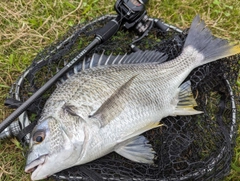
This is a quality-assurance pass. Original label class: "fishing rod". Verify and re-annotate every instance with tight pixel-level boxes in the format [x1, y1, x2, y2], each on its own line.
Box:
[0, 0, 158, 135]
[0, 0, 173, 140]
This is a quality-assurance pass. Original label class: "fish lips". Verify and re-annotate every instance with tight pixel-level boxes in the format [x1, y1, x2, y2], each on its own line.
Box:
[25, 154, 47, 180]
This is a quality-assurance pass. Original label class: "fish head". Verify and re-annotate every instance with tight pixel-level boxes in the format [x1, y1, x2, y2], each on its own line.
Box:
[25, 114, 86, 180]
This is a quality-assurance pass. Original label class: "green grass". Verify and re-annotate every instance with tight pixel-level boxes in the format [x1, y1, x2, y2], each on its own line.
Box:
[0, 0, 239, 180]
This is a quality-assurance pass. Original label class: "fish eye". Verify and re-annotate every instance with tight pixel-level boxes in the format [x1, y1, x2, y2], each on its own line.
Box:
[36, 136, 43, 142]
[32, 130, 45, 144]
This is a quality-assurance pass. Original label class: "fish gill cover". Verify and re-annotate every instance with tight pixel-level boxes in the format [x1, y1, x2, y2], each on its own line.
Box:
[6, 15, 240, 180]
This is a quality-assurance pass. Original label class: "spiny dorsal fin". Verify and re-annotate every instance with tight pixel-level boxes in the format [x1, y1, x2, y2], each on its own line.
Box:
[58, 50, 167, 84]
[98, 50, 105, 67]
[118, 53, 127, 64]
[82, 57, 86, 70]
[90, 50, 167, 66]
[91, 75, 137, 127]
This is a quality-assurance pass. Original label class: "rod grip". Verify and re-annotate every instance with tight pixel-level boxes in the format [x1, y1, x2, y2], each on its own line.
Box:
[96, 19, 120, 42]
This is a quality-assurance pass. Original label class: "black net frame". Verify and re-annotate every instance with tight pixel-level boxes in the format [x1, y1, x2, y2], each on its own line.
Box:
[6, 15, 240, 180]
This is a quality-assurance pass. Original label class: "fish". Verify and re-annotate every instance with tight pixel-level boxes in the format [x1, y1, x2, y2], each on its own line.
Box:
[24, 16, 240, 180]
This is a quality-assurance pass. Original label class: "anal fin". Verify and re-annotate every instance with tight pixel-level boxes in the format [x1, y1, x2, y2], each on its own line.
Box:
[173, 80, 203, 115]
[115, 136, 155, 164]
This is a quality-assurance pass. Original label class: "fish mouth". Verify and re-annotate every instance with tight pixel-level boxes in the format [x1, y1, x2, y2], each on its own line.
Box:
[25, 155, 47, 174]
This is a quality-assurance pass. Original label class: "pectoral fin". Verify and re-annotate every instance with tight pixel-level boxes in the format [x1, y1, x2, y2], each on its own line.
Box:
[91, 75, 137, 127]
[172, 80, 203, 115]
[115, 136, 155, 164]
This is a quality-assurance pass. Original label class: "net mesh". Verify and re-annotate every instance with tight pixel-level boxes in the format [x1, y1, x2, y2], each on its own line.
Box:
[6, 15, 239, 180]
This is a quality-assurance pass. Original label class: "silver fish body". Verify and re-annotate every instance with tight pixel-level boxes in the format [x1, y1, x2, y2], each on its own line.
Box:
[25, 16, 240, 180]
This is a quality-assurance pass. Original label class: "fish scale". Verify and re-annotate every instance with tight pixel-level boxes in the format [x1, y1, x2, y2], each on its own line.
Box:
[68, 65, 180, 154]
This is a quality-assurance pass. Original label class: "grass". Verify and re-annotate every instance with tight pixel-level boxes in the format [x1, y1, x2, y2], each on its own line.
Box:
[0, 0, 239, 180]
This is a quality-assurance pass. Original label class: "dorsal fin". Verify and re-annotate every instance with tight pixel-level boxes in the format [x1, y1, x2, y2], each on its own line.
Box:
[58, 50, 167, 84]
[98, 50, 105, 66]
[118, 53, 127, 64]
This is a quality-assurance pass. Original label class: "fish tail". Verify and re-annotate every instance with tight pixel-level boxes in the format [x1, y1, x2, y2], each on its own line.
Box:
[183, 15, 240, 66]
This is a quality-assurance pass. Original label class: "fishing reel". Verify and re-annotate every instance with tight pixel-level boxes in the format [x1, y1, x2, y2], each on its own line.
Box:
[115, 0, 150, 33]
[114, 0, 170, 51]
[0, 0, 172, 141]
[115, 0, 170, 34]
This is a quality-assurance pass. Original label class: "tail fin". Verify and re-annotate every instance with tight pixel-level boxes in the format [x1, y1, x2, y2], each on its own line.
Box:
[184, 15, 240, 65]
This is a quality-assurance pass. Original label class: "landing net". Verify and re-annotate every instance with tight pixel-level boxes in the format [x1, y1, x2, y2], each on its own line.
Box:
[6, 15, 239, 180]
